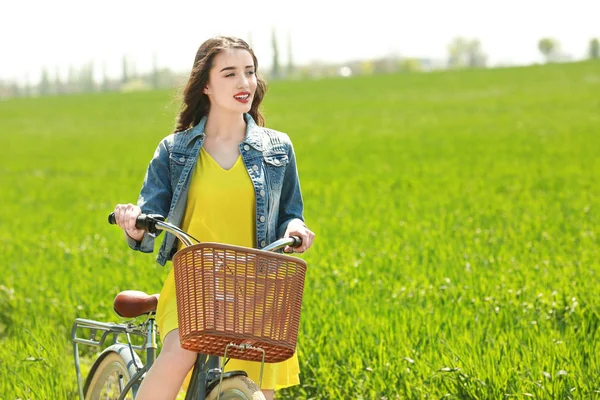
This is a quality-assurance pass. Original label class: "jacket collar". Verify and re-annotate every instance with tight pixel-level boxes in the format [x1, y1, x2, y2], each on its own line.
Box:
[184, 113, 263, 151]
[241, 113, 264, 151]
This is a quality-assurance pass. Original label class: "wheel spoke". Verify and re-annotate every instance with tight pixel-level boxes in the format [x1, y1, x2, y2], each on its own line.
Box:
[96, 364, 132, 399]
[85, 353, 136, 400]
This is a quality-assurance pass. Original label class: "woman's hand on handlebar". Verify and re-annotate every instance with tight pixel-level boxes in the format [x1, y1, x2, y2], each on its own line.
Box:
[113, 204, 145, 242]
[283, 219, 315, 254]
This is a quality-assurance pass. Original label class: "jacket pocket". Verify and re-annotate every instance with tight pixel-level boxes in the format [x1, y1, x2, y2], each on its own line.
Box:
[169, 152, 188, 166]
[263, 153, 288, 192]
[263, 154, 289, 167]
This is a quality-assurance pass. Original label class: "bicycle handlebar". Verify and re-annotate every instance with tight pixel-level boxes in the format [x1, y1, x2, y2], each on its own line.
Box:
[108, 212, 302, 252]
[108, 212, 165, 235]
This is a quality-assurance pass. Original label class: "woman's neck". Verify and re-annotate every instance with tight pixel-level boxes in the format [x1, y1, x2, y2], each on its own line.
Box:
[204, 109, 246, 140]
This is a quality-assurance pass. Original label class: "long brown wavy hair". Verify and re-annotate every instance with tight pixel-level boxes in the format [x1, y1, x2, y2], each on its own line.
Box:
[174, 36, 267, 133]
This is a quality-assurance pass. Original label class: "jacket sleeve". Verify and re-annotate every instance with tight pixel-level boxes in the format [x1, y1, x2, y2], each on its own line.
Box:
[276, 140, 305, 239]
[126, 137, 173, 253]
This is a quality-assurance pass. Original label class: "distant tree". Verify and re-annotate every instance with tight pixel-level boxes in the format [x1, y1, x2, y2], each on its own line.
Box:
[447, 37, 487, 68]
[88, 62, 96, 92]
[79, 62, 95, 93]
[287, 32, 294, 76]
[68, 65, 77, 93]
[122, 55, 129, 84]
[39, 67, 51, 96]
[448, 37, 468, 67]
[589, 38, 600, 59]
[359, 60, 375, 75]
[271, 28, 280, 78]
[130, 59, 138, 80]
[155, 67, 175, 88]
[24, 72, 31, 97]
[54, 66, 63, 94]
[399, 58, 422, 72]
[102, 61, 109, 92]
[152, 53, 159, 89]
[10, 82, 21, 98]
[467, 39, 487, 67]
[305, 60, 325, 79]
[538, 38, 559, 62]
[373, 57, 399, 74]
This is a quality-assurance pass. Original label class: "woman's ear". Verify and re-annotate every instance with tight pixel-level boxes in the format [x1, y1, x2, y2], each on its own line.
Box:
[203, 85, 210, 95]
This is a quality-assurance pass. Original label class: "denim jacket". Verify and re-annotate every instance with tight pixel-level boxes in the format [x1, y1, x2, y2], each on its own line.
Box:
[127, 113, 304, 266]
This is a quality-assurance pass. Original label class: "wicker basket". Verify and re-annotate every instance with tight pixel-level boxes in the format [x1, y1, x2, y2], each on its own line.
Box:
[172, 242, 307, 363]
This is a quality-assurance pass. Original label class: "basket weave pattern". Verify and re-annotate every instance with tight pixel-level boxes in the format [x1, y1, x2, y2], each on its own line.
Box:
[173, 243, 307, 363]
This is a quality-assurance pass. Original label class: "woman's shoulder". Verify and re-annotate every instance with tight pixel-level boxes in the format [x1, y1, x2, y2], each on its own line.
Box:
[245, 113, 293, 152]
[258, 126, 294, 152]
[158, 124, 203, 153]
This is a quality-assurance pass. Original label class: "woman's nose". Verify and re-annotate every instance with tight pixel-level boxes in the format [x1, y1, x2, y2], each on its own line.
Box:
[238, 75, 249, 88]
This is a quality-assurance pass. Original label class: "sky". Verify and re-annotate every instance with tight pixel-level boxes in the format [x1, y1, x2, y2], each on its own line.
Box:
[2, 0, 599, 85]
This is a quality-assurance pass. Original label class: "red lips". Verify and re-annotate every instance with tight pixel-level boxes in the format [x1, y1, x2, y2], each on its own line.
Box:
[234, 91, 251, 103]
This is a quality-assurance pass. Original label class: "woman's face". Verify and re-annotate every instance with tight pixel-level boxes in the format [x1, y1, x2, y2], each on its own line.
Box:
[204, 48, 257, 114]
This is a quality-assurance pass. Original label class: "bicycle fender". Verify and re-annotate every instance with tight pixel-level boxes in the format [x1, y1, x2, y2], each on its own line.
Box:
[206, 370, 249, 395]
[83, 344, 143, 395]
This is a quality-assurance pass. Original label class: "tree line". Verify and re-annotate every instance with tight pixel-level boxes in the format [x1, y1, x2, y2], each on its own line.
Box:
[1, 34, 598, 100]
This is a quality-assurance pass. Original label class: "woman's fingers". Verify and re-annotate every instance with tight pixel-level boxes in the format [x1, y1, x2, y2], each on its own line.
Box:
[126, 205, 141, 232]
[285, 227, 315, 254]
[114, 203, 144, 240]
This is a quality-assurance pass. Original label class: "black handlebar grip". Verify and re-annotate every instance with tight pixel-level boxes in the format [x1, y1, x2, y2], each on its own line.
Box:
[108, 212, 165, 234]
[290, 236, 303, 247]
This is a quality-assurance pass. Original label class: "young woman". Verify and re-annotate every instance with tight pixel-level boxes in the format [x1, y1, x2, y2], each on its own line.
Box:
[113, 36, 315, 400]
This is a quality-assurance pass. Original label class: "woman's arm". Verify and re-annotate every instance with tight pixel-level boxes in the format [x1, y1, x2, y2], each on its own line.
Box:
[277, 141, 315, 253]
[122, 137, 173, 253]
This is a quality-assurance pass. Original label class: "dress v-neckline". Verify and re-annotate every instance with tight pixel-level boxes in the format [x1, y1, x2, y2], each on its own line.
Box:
[201, 147, 242, 172]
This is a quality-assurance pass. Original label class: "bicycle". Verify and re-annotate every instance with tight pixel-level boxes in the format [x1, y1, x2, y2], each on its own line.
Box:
[72, 213, 307, 400]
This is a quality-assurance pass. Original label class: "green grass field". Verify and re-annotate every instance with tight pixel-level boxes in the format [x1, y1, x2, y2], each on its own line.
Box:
[1, 60, 599, 399]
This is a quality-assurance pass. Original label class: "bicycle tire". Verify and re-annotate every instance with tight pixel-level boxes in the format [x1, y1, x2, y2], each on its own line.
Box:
[84, 352, 136, 400]
[205, 375, 266, 400]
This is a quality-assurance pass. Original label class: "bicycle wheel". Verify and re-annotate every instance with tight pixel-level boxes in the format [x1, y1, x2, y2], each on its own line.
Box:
[205, 375, 266, 400]
[84, 352, 135, 400]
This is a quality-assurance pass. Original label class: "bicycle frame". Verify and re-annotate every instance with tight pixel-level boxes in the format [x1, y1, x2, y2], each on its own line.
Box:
[72, 214, 301, 399]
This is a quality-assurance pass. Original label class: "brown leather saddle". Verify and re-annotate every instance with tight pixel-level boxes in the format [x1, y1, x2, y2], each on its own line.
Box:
[113, 290, 160, 318]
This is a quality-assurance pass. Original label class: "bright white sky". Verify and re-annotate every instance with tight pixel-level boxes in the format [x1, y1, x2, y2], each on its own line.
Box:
[2, 0, 599, 84]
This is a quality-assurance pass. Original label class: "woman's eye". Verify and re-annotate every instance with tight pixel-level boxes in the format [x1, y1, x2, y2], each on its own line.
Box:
[224, 70, 254, 77]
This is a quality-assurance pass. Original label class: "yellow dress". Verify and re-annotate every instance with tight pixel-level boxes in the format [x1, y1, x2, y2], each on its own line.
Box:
[155, 147, 300, 392]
